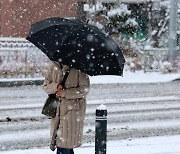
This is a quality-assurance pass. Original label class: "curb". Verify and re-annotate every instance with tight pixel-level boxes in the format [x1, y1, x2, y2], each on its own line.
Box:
[172, 78, 180, 82]
[0, 77, 179, 87]
[0, 79, 44, 87]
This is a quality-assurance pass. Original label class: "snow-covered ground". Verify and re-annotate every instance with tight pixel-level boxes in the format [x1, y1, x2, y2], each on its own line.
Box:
[0, 70, 180, 84]
[0, 71, 180, 154]
[1, 135, 180, 154]
[90, 71, 180, 84]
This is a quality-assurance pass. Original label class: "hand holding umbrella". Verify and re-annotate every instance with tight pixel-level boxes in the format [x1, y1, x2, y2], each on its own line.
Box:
[56, 84, 63, 97]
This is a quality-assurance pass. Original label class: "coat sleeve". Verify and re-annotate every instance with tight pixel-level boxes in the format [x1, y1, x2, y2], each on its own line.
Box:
[42, 63, 59, 94]
[61, 71, 90, 99]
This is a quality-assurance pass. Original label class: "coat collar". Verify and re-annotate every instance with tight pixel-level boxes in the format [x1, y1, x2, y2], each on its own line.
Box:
[53, 61, 70, 72]
[62, 65, 70, 72]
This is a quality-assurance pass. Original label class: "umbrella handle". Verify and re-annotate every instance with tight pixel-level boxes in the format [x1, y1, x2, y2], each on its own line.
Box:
[86, 19, 90, 25]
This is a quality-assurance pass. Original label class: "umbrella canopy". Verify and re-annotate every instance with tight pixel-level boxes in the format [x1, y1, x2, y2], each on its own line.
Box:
[26, 17, 125, 76]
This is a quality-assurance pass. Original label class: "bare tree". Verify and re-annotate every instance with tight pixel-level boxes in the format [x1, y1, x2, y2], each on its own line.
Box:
[148, 1, 169, 48]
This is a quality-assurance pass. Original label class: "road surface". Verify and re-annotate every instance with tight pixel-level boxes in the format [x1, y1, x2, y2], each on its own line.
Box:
[0, 81, 180, 151]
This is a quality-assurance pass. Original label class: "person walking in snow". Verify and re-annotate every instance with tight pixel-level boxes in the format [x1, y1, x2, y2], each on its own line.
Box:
[43, 61, 90, 154]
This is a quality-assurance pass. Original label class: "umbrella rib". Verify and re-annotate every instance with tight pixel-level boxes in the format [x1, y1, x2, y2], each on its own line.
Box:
[59, 25, 85, 48]
[37, 42, 49, 53]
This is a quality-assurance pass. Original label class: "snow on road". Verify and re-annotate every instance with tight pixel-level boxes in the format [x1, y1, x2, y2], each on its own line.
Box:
[1, 96, 179, 111]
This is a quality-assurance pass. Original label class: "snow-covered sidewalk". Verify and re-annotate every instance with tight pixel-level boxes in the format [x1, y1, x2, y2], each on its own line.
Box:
[1, 135, 180, 154]
[0, 71, 180, 84]
[90, 71, 180, 84]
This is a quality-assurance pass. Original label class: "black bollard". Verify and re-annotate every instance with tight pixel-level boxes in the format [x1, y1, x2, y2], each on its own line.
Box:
[95, 105, 107, 154]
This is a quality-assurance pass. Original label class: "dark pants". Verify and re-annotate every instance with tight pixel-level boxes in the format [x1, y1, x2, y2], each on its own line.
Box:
[57, 147, 74, 154]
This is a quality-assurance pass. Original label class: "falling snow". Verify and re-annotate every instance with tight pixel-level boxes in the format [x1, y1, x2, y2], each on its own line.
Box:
[0, 0, 180, 153]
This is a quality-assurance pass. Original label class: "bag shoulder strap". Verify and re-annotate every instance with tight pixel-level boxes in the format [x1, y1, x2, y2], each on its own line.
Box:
[61, 68, 70, 87]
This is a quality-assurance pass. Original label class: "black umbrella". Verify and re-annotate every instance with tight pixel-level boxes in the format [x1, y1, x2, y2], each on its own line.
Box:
[26, 17, 125, 76]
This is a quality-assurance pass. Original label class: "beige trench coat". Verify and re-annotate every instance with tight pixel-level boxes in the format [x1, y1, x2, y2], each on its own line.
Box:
[43, 61, 90, 149]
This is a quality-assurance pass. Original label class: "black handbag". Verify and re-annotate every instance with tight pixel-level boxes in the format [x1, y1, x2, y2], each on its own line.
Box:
[42, 69, 70, 117]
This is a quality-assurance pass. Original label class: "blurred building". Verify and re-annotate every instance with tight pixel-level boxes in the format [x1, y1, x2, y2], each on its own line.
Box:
[0, 0, 86, 37]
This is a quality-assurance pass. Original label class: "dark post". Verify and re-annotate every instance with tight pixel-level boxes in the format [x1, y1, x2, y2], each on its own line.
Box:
[95, 105, 107, 154]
